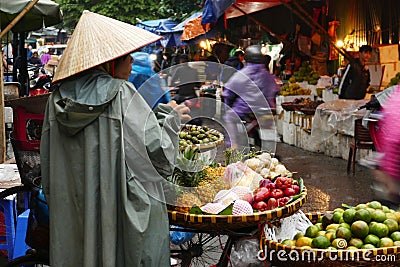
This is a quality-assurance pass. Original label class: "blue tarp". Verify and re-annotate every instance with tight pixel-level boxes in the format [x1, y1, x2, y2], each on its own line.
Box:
[202, 0, 235, 24]
[136, 18, 183, 47]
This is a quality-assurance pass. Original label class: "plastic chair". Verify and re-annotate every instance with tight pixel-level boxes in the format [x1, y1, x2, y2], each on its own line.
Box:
[347, 118, 375, 175]
[0, 195, 17, 259]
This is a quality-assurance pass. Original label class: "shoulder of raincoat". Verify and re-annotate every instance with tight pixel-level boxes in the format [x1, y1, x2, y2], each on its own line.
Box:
[41, 69, 180, 266]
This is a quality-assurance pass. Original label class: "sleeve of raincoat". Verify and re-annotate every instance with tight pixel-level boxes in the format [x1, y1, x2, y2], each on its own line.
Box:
[121, 82, 180, 183]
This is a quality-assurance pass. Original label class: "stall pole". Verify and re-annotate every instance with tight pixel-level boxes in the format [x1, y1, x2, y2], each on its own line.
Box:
[0, 0, 40, 163]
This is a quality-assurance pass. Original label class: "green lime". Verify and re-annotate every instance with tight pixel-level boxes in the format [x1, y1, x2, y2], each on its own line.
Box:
[390, 231, 400, 241]
[334, 208, 345, 213]
[327, 246, 337, 250]
[370, 223, 389, 238]
[305, 225, 320, 238]
[293, 232, 305, 240]
[349, 238, 363, 248]
[367, 201, 382, 209]
[315, 222, 323, 231]
[343, 208, 357, 224]
[356, 204, 368, 210]
[317, 230, 327, 237]
[351, 220, 369, 239]
[346, 246, 358, 250]
[282, 239, 296, 246]
[378, 237, 394, 248]
[354, 209, 372, 223]
[364, 234, 380, 247]
[361, 244, 376, 249]
[333, 211, 343, 223]
[336, 227, 352, 241]
[325, 231, 336, 242]
[385, 213, 398, 221]
[383, 219, 399, 233]
[311, 236, 331, 249]
[382, 206, 390, 213]
[371, 209, 387, 223]
[296, 237, 313, 247]
[339, 222, 351, 229]
[394, 241, 400, 246]
[326, 224, 340, 231]
[332, 238, 348, 249]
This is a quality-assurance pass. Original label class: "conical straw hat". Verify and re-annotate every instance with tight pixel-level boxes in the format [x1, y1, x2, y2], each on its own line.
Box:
[53, 11, 162, 83]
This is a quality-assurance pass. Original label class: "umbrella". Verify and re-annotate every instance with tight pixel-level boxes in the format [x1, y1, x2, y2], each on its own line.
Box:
[0, 0, 63, 33]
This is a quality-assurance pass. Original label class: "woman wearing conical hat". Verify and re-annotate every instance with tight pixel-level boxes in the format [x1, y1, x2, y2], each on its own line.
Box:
[41, 11, 190, 266]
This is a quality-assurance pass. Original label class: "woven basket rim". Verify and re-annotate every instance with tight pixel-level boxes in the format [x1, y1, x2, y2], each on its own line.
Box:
[168, 187, 307, 230]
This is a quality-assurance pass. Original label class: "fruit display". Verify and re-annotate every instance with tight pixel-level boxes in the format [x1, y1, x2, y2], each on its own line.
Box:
[279, 82, 312, 96]
[178, 124, 224, 149]
[281, 97, 324, 113]
[385, 72, 400, 88]
[170, 150, 304, 216]
[280, 201, 400, 250]
[291, 61, 320, 85]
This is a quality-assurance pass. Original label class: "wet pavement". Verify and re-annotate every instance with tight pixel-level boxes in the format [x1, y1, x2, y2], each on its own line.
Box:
[275, 142, 377, 213]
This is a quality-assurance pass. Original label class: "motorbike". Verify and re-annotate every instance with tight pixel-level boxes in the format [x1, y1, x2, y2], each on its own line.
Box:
[28, 66, 53, 96]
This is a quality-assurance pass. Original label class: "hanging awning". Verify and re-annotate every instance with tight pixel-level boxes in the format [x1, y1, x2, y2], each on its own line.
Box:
[202, 0, 291, 24]
[0, 0, 63, 33]
[136, 18, 183, 47]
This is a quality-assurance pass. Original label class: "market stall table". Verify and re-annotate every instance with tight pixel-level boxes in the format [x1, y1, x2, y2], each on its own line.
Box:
[277, 99, 373, 161]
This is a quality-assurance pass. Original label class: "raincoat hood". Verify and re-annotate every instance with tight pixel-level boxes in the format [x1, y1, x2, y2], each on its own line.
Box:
[54, 70, 123, 136]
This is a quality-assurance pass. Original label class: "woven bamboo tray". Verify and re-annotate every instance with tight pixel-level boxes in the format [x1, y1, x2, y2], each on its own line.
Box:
[168, 187, 307, 231]
[179, 125, 224, 150]
[263, 212, 400, 267]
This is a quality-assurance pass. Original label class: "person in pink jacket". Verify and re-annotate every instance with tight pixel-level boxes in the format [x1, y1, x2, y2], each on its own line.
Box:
[375, 85, 400, 203]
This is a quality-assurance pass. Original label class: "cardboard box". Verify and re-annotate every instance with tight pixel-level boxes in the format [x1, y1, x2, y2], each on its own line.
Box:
[370, 44, 400, 63]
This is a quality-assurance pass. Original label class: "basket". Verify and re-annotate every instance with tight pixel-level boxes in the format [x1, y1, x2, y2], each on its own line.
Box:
[281, 103, 296, 111]
[300, 108, 316, 116]
[263, 212, 400, 267]
[179, 124, 224, 151]
[168, 187, 307, 231]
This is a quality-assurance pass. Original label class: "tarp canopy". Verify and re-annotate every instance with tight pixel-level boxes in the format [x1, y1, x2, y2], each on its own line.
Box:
[202, 0, 291, 24]
[0, 0, 63, 33]
[136, 18, 182, 47]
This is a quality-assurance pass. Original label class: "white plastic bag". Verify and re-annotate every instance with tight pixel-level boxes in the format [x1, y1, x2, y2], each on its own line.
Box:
[230, 237, 264, 267]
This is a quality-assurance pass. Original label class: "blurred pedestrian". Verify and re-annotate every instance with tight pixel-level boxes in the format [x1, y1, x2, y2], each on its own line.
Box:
[169, 54, 201, 104]
[41, 10, 190, 267]
[129, 51, 172, 109]
[41, 48, 51, 65]
[28, 51, 42, 67]
[374, 85, 400, 203]
[222, 45, 279, 148]
[220, 48, 245, 83]
[339, 45, 372, 100]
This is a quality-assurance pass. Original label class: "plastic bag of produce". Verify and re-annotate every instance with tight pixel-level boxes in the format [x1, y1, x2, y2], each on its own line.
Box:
[223, 161, 263, 190]
[230, 237, 264, 267]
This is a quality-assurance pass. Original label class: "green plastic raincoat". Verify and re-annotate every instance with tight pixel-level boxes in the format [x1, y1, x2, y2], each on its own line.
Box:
[41, 69, 180, 266]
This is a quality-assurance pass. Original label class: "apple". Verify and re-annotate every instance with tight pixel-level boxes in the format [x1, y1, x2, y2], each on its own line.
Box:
[252, 201, 268, 211]
[270, 188, 284, 199]
[253, 187, 270, 202]
[267, 198, 278, 210]
[284, 187, 296, 197]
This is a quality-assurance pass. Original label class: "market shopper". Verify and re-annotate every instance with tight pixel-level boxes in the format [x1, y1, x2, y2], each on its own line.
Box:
[28, 51, 42, 67]
[220, 48, 245, 83]
[338, 45, 372, 100]
[374, 85, 400, 203]
[222, 45, 279, 148]
[41, 11, 190, 267]
[128, 51, 172, 109]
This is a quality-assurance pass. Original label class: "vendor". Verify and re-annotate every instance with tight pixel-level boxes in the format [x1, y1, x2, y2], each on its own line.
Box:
[338, 45, 372, 100]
